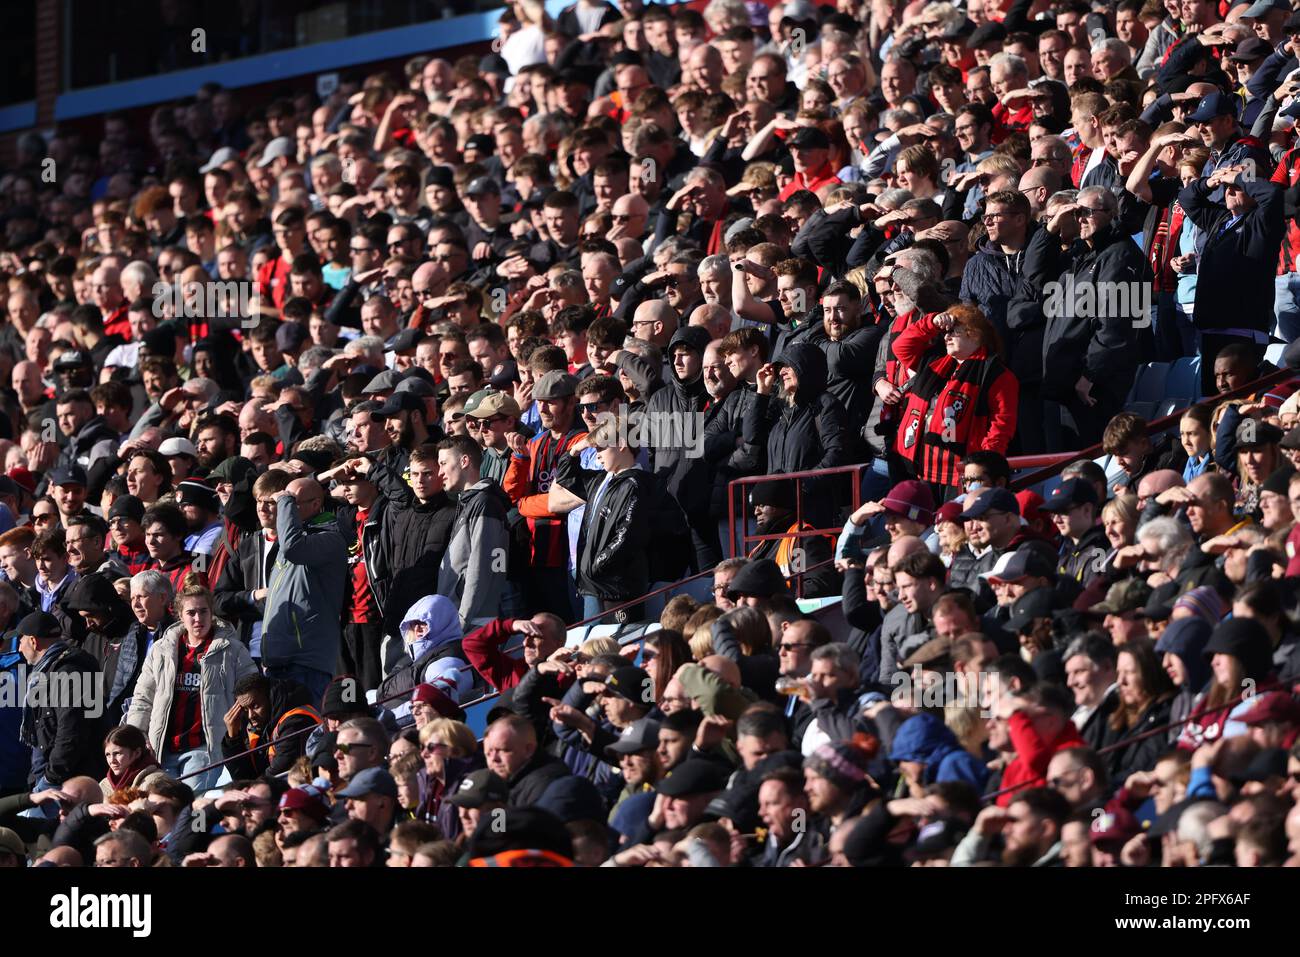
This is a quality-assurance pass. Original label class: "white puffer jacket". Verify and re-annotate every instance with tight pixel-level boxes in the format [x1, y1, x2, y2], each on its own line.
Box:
[125, 619, 258, 760]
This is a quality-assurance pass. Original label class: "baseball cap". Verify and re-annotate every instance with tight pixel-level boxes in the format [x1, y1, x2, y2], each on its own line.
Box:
[48, 464, 87, 487]
[465, 176, 501, 196]
[1238, 690, 1300, 727]
[108, 494, 146, 523]
[984, 547, 1055, 583]
[17, 611, 62, 641]
[363, 369, 403, 395]
[373, 391, 425, 418]
[1235, 418, 1284, 448]
[200, 147, 240, 174]
[336, 766, 399, 801]
[656, 759, 731, 797]
[53, 350, 91, 371]
[602, 666, 652, 704]
[780, 0, 817, 23]
[1039, 477, 1099, 513]
[389, 328, 421, 354]
[446, 769, 510, 808]
[1242, 0, 1289, 18]
[957, 487, 1021, 521]
[904, 818, 966, 862]
[410, 683, 465, 721]
[1089, 808, 1140, 848]
[967, 21, 1007, 48]
[1088, 578, 1153, 617]
[533, 370, 579, 400]
[789, 126, 831, 150]
[158, 437, 199, 460]
[177, 479, 220, 512]
[276, 321, 309, 353]
[394, 375, 437, 398]
[1228, 37, 1273, 62]
[257, 136, 296, 168]
[278, 787, 329, 823]
[207, 457, 254, 485]
[465, 134, 496, 156]
[605, 718, 663, 758]
[1187, 90, 1237, 123]
[464, 389, 521, 419]
[1005, 587, 1056, 634]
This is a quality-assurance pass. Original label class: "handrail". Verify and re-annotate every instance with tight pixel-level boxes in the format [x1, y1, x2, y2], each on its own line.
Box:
[1008, 365, 1297, 492]
[728, 464, 868, 597]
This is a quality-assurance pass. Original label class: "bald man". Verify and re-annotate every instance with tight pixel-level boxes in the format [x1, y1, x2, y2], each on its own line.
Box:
[1018, 166, 1061, 217]
[687, 43, 725, 95]
[632, 298, 678, 349]
[91, 263, 130, 339]
[5, 289, 39, 338]
[11, 360, 50, 416]
[690, 303, 732, 341]
[608, 193, 650, 243]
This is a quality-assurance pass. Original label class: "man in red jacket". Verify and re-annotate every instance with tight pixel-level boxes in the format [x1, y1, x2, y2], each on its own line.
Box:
[462, 614, 567, 691]
[994, 683, 1085, 806]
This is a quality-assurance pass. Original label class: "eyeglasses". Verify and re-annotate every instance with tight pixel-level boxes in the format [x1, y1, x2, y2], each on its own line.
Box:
[350, 245, 374, 254]
[578, 401, 608, 415]
[421, 741, 449, 754]
[641, 650, 658, 664]
[1076, 206, 1105, 218]
[779, 642, 814, 652]
[611, 214, 633, 223]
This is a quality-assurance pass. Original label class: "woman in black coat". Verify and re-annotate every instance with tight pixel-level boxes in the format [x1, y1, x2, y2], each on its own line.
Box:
[1099, 638, 1176, 786]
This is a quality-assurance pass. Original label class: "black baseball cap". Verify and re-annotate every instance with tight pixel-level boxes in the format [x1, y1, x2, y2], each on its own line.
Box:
[17, 612, 62, 641]
[1039, 478, 1099, 513]
[445, 769, 510, 808]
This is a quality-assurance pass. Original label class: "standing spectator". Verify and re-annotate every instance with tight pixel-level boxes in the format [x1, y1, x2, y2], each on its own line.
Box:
[126, 585, 258, 791]
[262, 478, 348, 705]
[437, 435, 512, 629]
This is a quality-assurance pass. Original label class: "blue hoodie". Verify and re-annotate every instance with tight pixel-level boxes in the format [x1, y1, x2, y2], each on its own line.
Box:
[889, 712, 990, 792]
[399, 594, 472, 702]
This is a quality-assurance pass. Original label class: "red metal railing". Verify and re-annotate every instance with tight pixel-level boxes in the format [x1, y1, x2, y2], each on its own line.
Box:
[727, 463, 868, 598]
[1007, 365, 1297, 492]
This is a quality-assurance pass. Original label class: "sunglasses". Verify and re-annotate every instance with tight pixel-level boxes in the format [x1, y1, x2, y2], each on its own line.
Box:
[578, 401, 608, 415]
[334, 742, 374, 755]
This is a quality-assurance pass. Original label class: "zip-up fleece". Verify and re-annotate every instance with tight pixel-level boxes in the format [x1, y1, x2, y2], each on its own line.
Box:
[262, 495, 349, 676]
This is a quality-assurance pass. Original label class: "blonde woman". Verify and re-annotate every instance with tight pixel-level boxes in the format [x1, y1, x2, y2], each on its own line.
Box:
[416, 718, 479, 837]
[126, 585, 256, 792]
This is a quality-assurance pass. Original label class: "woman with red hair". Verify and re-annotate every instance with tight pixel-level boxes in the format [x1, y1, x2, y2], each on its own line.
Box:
[892, 303, 1019, 495]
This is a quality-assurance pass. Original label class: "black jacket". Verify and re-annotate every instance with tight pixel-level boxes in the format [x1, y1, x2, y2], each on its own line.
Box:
[710, 614, 782, 705]
[820, 321, 883, 431]
[1099, 694, 1175, 785]
[644, 326, 711, 520]
[576, 467, 657, 602]
[701, 383, 764, 521]
[368, 456, 456, 634]
[1033, 220, 1151, 405]
[506, 750, 573, 807]
[212, 527, 276, 647]
[20, 642, 105, 786]
[1179, 173, 1284, 334]
[742, 342, 848, 523]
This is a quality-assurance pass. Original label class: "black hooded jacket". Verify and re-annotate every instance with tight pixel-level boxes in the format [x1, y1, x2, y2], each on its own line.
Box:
[368, 455, 457, 635]
[741, 342, 848, 518]
[644, 326, 712, 520]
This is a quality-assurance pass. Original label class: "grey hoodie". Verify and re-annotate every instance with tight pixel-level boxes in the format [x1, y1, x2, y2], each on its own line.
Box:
[262, 494, 349, 676]
[438, 480, 512, 629]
